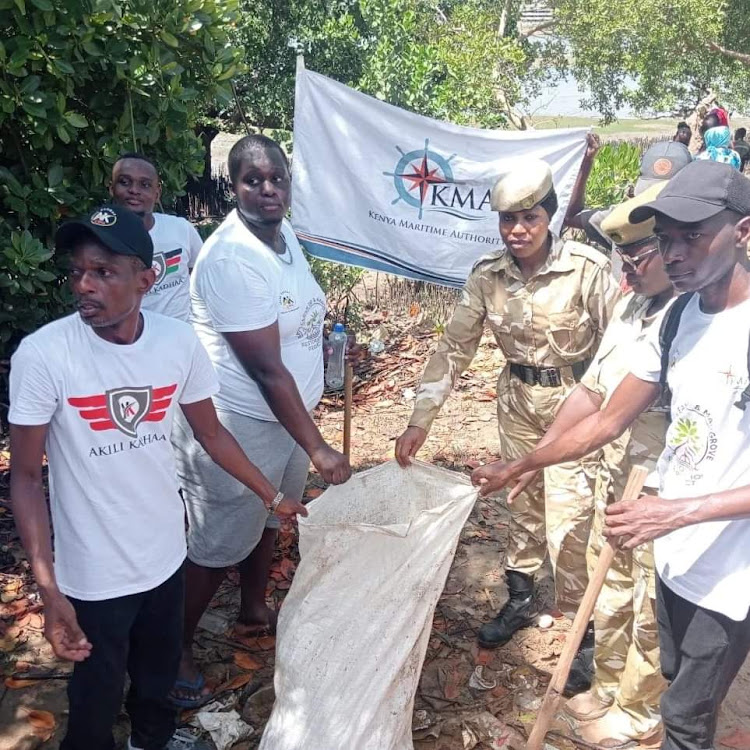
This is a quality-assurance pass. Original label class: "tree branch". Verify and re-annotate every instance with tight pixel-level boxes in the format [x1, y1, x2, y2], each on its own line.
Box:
[519, 19, 558, 38]
[497, 0, 513, 38]
[706, 40, 750, 65]
[494, 87, 532, 130]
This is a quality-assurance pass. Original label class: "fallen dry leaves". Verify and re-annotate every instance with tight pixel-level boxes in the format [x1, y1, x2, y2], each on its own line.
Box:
[233, 651, 263, 671]
[719, 729, 750, 749]
[21, 708, 56, 742]
[215, 672, 254, 694]
[5, 676, 38, 689]
[1, 578, 22, 603]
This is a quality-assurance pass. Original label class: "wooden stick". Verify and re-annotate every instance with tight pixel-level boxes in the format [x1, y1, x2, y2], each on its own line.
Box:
[526, 465, 649, 750]
[343, 363, 353, 456]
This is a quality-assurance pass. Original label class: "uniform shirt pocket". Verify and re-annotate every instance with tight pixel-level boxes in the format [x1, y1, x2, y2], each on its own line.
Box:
[487, 310, 519, 359]
[546, 309, 597, 360]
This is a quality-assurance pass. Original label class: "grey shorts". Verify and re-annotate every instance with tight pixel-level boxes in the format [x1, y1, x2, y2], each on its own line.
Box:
[172, 409, 310, 568]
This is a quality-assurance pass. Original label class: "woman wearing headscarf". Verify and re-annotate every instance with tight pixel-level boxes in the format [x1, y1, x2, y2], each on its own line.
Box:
[696, 126, 742, 169]
[395, 159, 619, 692]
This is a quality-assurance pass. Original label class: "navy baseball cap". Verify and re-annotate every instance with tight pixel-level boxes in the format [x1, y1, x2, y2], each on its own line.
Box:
[55, 204, 154, 267]
[630, 160, 750, 224]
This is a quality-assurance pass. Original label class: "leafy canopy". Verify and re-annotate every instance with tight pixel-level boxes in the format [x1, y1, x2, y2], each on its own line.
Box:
[0, 0, 243, 353]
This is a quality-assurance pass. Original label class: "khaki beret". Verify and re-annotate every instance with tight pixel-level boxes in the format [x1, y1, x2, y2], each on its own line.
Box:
[490, 159, 553, 212]
[601, 182, 667, 247]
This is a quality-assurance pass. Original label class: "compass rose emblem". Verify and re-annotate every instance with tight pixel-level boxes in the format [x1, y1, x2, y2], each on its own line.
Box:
[384, 139, 456, 219]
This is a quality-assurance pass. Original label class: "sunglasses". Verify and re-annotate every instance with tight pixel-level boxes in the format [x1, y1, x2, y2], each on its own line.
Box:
[616, 245, 659, 271]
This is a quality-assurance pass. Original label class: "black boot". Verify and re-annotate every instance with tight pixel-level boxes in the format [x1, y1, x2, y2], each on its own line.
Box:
[564, 622, 595, 696]
[477, 571, 539, 649]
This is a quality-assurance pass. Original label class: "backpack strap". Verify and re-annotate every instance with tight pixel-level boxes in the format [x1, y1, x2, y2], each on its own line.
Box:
[658, 292, 695, 412]
[735, 339, 750, 410]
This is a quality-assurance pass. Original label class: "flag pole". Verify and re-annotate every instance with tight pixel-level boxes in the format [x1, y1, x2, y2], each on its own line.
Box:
[343, 363, 353, 457]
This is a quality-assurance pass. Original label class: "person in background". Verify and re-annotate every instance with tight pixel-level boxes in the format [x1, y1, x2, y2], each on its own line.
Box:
[396, 159, 619, 694]
[732, 128, 750, 171]
[673, 122, 692, 148]
[696, 126, 742, 170]
[697, 110, 725, 155]
[707, 106, 729, 127]
[8, 205, 306, 750]
[110, 153, 203, 322]
[566, 138, 691, 280]
[171, 134, 352, 708]
[470, 160, 750, 750]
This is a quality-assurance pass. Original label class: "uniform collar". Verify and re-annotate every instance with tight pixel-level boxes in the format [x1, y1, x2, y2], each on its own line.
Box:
[622, 292, 671, 325]
[483, 234, 575, 280]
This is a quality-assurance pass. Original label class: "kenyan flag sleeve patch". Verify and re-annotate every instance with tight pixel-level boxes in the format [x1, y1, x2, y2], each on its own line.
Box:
[151, 248, 182, 285]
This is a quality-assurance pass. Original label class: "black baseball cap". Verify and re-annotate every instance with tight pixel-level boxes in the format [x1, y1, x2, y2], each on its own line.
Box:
[630, 160, 750, 224]
[55, 204, 153, 267]
[635, 141, 692, 194]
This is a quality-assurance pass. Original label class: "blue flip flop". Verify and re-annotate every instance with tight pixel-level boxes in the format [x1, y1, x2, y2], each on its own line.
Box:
[168, 673, 213, 709]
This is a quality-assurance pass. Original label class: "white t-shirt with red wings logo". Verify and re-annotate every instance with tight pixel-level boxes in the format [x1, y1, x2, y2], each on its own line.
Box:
[9, 311, 219, 601]
[141, 213, 203, 322]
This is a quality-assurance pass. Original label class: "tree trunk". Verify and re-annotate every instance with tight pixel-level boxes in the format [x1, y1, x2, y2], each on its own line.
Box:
[685, 91, 716, 153]
[195, 124, 220, 180]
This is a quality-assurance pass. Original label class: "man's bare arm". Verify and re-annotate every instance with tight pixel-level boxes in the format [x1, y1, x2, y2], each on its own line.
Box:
[10, 424, 92, 661]
[179, 399, 307, 517]
[606, 483, 750, 549]
[473, 375, 659, 494]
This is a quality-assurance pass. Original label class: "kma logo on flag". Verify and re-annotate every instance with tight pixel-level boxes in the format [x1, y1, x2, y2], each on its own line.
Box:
[383, 139, 491, 222]
[152, 248, 182, 285]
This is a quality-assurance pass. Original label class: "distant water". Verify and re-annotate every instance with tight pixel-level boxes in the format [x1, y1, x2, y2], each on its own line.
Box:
[525, 72, 636, 118]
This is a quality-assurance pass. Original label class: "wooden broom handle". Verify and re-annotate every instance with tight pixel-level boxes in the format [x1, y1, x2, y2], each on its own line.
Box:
[526, 464, 650, 750]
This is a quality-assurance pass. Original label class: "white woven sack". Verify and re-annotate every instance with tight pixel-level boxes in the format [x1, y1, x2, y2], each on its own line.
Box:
[259, 460, 477, 750]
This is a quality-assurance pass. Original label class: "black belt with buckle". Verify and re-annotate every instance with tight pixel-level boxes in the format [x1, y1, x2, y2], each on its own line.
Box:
[509, 360, 590, 388]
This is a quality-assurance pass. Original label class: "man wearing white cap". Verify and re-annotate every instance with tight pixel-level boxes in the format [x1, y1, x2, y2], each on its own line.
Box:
[396, 160, 619, 690]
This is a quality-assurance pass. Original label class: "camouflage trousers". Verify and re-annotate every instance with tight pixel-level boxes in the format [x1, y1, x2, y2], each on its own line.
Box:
[497, 371, 598, 618]
[585, 466, 666, 737]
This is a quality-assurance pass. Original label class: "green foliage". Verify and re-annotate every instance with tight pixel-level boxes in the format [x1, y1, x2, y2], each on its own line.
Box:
[230, 0, 556, 132]
[584, 142, 641, 209]
[0, 229, 70, 350]
[0, 0, 243, 358]
[306, 255, 364, 331]
[195, 220, 221, 242]
[554, 0, 750, 121]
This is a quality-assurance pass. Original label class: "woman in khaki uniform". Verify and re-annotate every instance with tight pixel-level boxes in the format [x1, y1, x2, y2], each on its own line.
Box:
[473, 184, 674, 746]
[395, 160, 619, 669]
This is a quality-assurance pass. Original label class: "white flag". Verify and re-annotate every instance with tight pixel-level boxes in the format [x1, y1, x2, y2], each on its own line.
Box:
[291, 69, 589, 287]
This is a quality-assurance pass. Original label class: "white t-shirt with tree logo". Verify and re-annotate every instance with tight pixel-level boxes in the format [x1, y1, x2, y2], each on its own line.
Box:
[142, 213, 203, 322]
[190, 212, 326, 422]
[632, 293, 750, 620]
[8, 311, 219, 601]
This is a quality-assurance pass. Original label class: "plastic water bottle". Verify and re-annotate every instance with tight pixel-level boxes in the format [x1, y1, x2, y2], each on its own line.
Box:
[326, 323, 347, 390]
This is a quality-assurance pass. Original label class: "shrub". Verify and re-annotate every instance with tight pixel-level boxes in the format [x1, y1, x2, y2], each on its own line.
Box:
[585, 142, 642, 208]
[306, 255, 364, 331]
[0, 0, 243, 361]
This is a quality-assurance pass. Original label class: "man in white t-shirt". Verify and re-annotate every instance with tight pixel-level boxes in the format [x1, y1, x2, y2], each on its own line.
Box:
[471, 160, 750, 750]
[110, 153, 203, 321]
[8, 204, 305, 750]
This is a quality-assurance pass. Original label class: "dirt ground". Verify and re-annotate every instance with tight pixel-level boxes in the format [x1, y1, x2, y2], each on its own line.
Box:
[1, 299, 749, 749]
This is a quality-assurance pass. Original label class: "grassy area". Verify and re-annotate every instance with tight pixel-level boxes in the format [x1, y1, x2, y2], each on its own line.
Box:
[532, 114, 750, 138]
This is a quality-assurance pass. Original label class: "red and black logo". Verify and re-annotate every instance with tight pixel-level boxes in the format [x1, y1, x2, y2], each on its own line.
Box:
[152, 248, 182, 285]
[68, 384, 177, 437]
